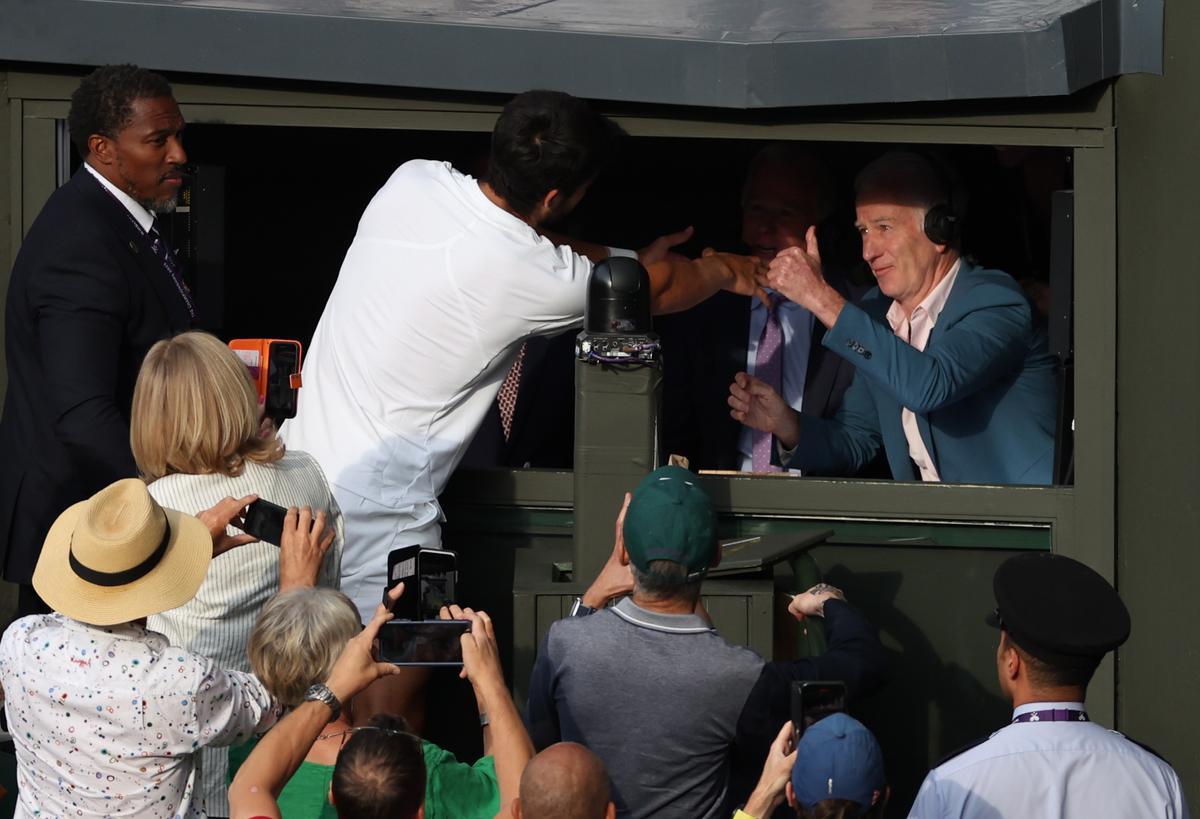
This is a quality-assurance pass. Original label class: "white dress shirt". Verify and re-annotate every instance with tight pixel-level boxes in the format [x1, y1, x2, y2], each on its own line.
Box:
[282, 159, 591, 617]
[84, 161, 155, 232]
[909, 700, 1190, 819]
[144, 451, 342, 817]
[885, 260, 961, 482]
[0, 613, 278, 818]
[738, 295, 813, 473]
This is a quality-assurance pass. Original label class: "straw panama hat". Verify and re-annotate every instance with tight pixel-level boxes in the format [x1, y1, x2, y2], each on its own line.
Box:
[32, 478, 213, 626]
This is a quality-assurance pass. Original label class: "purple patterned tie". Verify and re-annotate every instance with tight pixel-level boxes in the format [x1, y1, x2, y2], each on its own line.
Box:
[149, 220, 197, 321]
[751, 294, 784, 473]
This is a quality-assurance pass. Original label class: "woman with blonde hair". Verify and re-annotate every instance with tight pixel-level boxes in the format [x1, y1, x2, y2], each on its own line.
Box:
[131, 329, 343, 818]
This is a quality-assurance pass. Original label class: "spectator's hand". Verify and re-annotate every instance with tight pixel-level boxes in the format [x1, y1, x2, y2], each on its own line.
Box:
[729, 372, 801, 450]
[702, 248, 770, 306]
[278, 506, 335, 591]
[788, 582, 845, 620]
[742, 721, 799, 818]
[638, 225, 694, 266]
[581, 493, 635, 609]
[441, 605, 507, 702]
[197, 494, 259, 558]
[255, 400, 284, 452]
[325, 584, 404, 704]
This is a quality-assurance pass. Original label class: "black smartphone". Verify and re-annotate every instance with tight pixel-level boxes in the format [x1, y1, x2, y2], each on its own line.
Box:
[385, 545, 458, 620]
[238, 498, 288, 546]
[265, 340, 301, 421]
[791, 680, 847, 741]
[377, 619, 470, 666]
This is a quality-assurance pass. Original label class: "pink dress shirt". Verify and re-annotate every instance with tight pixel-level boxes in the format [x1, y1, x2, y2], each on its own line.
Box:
[884, 260, 962, 482]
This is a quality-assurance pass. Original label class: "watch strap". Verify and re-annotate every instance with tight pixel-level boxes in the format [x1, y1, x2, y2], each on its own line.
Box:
[304, 682, 342, 722]
[570, 597, 597, 617]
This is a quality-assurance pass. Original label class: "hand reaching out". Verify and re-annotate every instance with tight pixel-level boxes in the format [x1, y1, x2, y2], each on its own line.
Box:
[581, 492, 635, 609]
[324, 583, 404, 703]
[197, 494, 258, 558]
[788, 582, 846, 620]
[639, 225, 694, 266]
[743, 721, 799, 817]
[702, 248, 770, 307]
[278, 506, 336, 591]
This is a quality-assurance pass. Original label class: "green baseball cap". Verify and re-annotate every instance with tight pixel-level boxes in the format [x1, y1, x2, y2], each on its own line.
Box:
[623, 466, 717, 579]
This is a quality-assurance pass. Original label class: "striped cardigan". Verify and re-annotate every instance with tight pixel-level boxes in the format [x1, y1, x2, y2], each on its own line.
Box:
[146, 449, 343, 818]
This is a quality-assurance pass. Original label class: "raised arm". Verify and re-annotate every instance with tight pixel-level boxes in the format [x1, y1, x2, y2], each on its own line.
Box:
[450, 606, 534, 818]
[543, 226, 766, 315]
[229, 586, 404, 819]
[646, 251, 767, 315]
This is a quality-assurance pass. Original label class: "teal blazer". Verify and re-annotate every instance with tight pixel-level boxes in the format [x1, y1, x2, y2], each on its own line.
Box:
[787, 262, 1057, 485]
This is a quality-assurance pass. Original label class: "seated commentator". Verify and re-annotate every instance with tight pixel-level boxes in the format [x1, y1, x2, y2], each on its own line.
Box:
[729, 151, 1057, 485]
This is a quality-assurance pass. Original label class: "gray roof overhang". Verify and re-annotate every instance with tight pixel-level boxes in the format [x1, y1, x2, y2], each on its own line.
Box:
[0, 0, 1164, 109]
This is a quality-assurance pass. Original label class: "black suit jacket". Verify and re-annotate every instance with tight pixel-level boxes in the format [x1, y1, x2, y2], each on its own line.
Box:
[0, 168, 193, 584]
[660, 279, 862, 473]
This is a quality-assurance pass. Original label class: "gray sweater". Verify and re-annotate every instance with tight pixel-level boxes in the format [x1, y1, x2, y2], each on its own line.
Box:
[526, 598, 766, 819]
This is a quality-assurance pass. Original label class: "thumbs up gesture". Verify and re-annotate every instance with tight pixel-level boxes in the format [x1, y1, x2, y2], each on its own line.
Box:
[767, 225, 824, 305]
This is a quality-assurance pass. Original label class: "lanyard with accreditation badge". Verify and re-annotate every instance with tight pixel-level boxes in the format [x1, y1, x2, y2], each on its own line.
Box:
[102, 184, 198, 320]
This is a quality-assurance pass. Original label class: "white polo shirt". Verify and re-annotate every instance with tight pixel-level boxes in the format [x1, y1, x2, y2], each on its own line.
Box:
[909, 701, 1189, 819]
[282, 160, 590, 615]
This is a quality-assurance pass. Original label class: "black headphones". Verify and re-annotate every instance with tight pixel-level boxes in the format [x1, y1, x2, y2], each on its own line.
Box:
[913, 150, 964, 247]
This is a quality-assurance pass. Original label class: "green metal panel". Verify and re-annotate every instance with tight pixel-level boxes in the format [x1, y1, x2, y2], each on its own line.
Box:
[19, 115, 55, 239]
[572, 360, 661, 585]
[1114, 0, 1200, 809]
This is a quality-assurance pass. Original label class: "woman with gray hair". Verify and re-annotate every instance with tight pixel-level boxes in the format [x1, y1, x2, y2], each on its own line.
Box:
[234, 587, 532, 818]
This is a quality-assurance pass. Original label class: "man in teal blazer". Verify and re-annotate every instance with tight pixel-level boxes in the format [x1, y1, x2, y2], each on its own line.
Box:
[729, 151, 1057, 485]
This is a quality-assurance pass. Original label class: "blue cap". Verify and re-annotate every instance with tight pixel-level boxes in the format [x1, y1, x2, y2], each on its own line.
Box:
[791, 714, 885, 816]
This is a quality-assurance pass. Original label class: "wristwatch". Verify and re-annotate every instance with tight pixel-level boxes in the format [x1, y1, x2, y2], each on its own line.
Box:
[569, 596, 598, 617]
[304, 683, 342, 722]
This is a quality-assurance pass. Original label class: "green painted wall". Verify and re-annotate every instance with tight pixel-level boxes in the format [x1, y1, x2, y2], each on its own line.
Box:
[1115, 1, 1200, 809]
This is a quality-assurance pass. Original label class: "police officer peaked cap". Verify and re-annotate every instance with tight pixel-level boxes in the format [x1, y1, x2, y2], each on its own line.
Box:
[986, 552, 1130, 670]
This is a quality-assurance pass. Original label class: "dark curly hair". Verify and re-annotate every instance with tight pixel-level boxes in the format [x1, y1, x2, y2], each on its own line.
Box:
[485, 89, 624, 218]
[67, 64, 173, 157]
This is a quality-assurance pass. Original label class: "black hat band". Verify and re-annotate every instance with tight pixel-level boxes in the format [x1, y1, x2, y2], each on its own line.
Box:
[68, 513, 172, 587]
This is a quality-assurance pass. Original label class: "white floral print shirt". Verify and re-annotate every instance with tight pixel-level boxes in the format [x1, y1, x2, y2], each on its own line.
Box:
[0, 614, 278, 818]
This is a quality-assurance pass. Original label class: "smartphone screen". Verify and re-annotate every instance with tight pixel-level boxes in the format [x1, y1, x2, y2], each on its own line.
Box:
[791, 681, 847, 741]
[238, 499, 288, 546]
[377, 620, 470, 666]
[385, 546, 457, 619]
[418, 552, 457, 620]
[266, 341, 300, 420]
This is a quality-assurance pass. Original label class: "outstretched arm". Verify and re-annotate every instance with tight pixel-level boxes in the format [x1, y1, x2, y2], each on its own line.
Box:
[646, 251, 767, 315]
[229, 586, 405, 819]
[442, 605, 535, 817]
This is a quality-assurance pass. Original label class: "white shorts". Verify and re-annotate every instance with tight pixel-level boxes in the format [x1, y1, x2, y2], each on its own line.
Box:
[332, 486, 443, 620]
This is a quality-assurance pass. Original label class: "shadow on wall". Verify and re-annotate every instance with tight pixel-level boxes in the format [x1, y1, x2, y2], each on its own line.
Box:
[823, 563, 1010, 815]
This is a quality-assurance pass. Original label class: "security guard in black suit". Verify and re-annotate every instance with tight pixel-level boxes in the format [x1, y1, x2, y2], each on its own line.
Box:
[0, 65, 194, 614]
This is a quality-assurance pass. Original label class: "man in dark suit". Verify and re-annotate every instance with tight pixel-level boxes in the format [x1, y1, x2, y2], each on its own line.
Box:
[661, 144, 862, 473]
[0, 65, 195, 613]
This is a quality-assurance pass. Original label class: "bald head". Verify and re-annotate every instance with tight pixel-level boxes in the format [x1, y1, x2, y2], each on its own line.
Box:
[515, 743, 613, 819]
